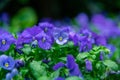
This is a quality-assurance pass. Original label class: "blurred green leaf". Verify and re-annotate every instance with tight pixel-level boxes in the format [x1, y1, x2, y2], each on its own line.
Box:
[10, 7, 37, 33]
[30, 61, 47, 79]
[66, 76, 82, 80]
[76, 53, 89, 61]
[103, 60, 118, 70]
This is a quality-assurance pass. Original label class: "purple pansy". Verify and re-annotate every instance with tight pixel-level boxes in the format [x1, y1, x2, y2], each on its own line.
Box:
[0, 55, 15, 70]
[66, 55, 82, 77]
[53, 54, 82, 78]
[85, 59, 92, 71]
[15, 26, 42, 48]
[54, 29, 69, 45]
[53, 62, 65, 71]
[36, 32, 52, 50]
[0, 30, 15, 52]
[99, 52, 104, 60]
[38, 22, 54, 35]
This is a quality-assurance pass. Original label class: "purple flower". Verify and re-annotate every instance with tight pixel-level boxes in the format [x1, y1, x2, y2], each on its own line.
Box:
[15, 26, 42, 48]
[0, 30, 15, 52]
[76, 13, 89, 27]
[66, 55, 82, 77]
[66, 55, 76, 70]
[93, 33, 107, 46]
[79, 37, 92, 52]
[85, 60, 92, 71]
[53, 55, 83, 78]
[54, 29, 69, 45]
[69, 64, 82, 77]
[100, 52, 104, 60]
[0, 55, 15, 70]
[38, 22, 54, 35]
[36, 32, 52, 50]
[53, 62, 65, 70]
[42, 59, 50, 64]
[106, 44, 116, 58]
[55, 77, 65, 80]
[15, 60, 24, 68]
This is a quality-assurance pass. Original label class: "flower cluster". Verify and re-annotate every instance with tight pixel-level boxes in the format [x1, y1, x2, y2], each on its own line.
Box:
[0, 13, 120, 80]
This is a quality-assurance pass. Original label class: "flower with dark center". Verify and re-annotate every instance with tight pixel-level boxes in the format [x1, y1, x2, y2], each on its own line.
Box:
[0, 55, 15, 70]
[36, 32, 52, 50]
[38, 22, 54, 35]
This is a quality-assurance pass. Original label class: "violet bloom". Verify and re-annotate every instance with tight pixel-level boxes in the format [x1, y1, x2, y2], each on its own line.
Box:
[54, 29, 69, 45]
[53, 62, 65, 70]
[76, 13, 89, 27]
[79, 37, 92, 52]
[0, 55, 15, 70]
[36, 32, 52, 50]
[0, 30, 15, 52]
[106, 44, 116, 58]
[38, 22, 54, 35]
[15, 26, 42, 48]
[85, 60, 92, 71]
[66, 55, 82, 77]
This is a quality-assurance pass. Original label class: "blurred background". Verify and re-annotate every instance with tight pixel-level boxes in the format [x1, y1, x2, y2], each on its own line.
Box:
[0, 0, 120, 32]
[1, 0, 120, 19]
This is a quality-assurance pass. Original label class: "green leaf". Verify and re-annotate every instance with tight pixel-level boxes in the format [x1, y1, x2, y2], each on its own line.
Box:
[50, 69, 60, 79]
[103, 60, 118, 70]
[37, 76, 50, 80]
[66, 76, 82, 80]
[30, 61, 46, 79]
[76, 53, 89, 61]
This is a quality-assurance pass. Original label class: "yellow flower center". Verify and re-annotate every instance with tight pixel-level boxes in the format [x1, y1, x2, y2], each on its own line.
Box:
[2, 40, 6, 45]
[59, 37, 63, 41]
[5, 63, 9, 67]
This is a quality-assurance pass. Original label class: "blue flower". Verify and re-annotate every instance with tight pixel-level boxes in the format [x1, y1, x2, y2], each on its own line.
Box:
[53, 62, 65, 70]
[53, 55, 83, 78]
[0, 55, 15, 70]
[36, 32, 52, 50]
[66, 55, 82, 77]
[6, 68, 18, 80]
[54, 29, 69, 45]
[6, 73, 13, 80]
[85, 59, 92, 71]
[38, 22, 54, 35]
[0, 30, 15, 52]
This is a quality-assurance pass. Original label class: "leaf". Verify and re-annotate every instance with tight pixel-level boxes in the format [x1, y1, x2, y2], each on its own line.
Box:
[76, 53, 89, 61]
[37, 76, 50, 80]
[30, 61, 46, 79]
[66, 76, 82, 80]
[103, 60, 118, 70]
[50, 69, 60, 79]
